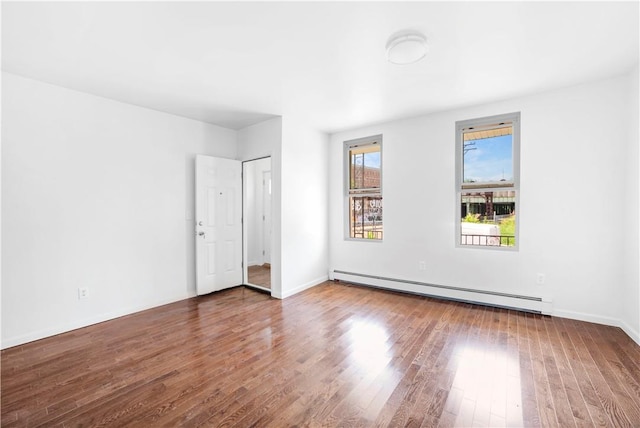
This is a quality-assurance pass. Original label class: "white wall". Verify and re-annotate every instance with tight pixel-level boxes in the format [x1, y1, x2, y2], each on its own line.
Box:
[622, 65, 640, 343]
[1, 72, 237, 348]
[280, 117, 329, 298]
[238, 117, 329, 299]
[329, 72, 636, 334]
[238, 117, 283, 296]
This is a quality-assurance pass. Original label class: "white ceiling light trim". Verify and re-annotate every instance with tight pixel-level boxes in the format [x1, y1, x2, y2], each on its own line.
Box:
[386, 30, 428, 65]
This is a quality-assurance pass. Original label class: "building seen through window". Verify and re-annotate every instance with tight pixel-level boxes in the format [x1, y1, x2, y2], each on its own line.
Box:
[456, 113, 520, 248]
[346, 136, 382, 240]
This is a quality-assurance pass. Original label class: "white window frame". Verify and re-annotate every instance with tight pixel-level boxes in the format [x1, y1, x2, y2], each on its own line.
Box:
[455, 112, 520, 250]
[344, 135, 383, 241]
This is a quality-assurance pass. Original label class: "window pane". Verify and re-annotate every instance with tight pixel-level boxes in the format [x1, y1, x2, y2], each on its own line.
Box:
[350, 145, 381, 190]
[349, 196, 383, 240]
[460, 190, 516, 246]
[463, 127, 513, 187]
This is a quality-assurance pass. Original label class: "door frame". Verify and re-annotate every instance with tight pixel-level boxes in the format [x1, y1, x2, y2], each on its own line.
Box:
[242, 156, 273, 294]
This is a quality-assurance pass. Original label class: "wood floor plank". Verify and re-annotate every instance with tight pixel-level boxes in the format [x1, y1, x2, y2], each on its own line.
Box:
[515, 312, 542, 427]
[569, 318, 635, 427]
[334, 300, 438, 426]
[581, 321, 640, 424]
[537, 317, 576, 427]
[3, 281, 640, 427]
[374, 305, 455, 426]
[542, 316, 593, 426]
[524, 312, 561, 427]
[557, 317, 613, 427]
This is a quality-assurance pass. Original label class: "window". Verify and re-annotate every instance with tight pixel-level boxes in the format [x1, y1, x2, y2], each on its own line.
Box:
[345, 135, 382, 240]
[455, 113, 520, 248]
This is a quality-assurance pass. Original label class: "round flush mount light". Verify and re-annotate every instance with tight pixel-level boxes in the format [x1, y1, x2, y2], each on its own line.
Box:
[386, 30, 428, 65]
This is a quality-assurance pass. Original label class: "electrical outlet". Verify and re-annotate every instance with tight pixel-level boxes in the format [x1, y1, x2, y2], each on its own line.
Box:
[536, 273, 546, 285]
[78, 287, 89, 300]
[419, 261, 426, 271]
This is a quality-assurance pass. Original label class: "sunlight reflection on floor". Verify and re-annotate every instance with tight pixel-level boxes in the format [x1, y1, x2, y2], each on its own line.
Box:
[348, 320, 391, 373]
[449, 344, 524, 427]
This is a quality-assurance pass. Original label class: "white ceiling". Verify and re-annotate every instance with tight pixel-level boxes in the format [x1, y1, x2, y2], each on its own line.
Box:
[2, 2, 638, 133]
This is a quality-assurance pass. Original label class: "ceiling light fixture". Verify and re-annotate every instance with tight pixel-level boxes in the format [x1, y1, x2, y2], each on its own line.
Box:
[386, 30, 428, 65]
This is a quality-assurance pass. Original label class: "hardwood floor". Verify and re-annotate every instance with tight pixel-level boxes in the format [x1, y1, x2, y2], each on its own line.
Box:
[247, 264, 271, 289]
[2, 281, 640, 427]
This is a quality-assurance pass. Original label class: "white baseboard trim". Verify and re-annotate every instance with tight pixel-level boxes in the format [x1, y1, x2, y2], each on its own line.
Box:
[1, 292, 196, 350]
[619, 320, 640, 346]
[552, 308, 621, 328]
[275, 275, 328, 300]
[553, 309, 640, 346]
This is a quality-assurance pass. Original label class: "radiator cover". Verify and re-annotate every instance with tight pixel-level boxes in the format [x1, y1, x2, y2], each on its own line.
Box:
[332, 270, 552, 314]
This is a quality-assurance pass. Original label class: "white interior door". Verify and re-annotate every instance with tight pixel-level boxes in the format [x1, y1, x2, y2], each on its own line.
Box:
[195, 155, 242, 295]
[262, 170, 272, 264]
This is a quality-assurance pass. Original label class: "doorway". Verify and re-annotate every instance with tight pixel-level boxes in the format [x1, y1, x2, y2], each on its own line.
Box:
[243, 157, 272, 291]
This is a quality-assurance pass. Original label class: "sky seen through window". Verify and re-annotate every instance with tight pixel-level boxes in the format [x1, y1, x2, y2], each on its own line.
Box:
[463, 134, 512, 183]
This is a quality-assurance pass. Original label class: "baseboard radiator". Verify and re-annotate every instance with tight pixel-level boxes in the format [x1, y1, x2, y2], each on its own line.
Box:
[332, 270, 552, 315]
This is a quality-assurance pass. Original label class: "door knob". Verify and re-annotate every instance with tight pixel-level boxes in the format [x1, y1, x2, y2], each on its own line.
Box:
[198, 231, 205, 238]
[198, 221, 203, 226]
